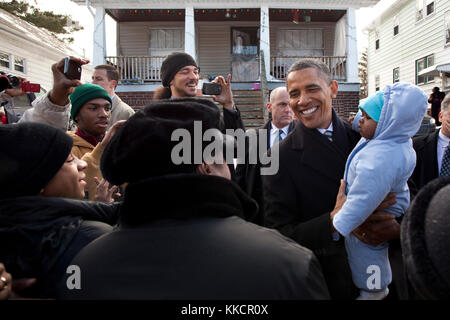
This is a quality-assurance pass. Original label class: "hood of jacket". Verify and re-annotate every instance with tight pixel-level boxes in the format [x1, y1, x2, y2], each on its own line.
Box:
[120, 173, 258, 226]
[373, 82, 428, 143]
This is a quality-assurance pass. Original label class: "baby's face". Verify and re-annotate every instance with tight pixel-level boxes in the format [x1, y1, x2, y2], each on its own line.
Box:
[358, 110, 378, 139]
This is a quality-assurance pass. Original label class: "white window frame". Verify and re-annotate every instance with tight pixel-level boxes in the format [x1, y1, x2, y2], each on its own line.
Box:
[148, 27, 185, 56]
[445, 10, 450, 46]
[0, 51, 11, 69]
[375, 75, 380, 91]
[375, 30, 380, 50]
[416, 54, 435, 85]
[393, 16, 399, 37]
[13, 55, 26, 74]
[393, 67, 400, 83]
[416, 0, 435, 22]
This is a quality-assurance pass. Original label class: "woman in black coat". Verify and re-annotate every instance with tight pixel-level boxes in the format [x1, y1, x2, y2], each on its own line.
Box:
[0, 122, 119, 298]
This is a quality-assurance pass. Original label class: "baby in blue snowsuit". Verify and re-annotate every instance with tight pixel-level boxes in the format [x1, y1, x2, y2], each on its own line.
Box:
[333, 82, 428, 300]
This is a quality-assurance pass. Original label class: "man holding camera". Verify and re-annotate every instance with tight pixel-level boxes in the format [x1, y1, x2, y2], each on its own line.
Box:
[154, 52, 244, 131]
[18, 57, 133, 131]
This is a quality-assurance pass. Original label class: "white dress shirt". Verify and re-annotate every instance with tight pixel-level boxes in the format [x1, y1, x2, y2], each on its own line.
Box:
[270, 122, 290, 148]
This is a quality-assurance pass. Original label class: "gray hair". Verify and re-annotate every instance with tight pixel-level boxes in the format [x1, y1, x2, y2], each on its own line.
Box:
[442, 93, 450, 113]
[287, 59, 332, 84]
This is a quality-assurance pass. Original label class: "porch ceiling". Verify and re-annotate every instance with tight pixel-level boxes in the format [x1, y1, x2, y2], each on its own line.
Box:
[74, 0, 379, 9]
[107, 8, 346, 23]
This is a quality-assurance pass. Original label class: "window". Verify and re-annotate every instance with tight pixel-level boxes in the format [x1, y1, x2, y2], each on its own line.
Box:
[14, 56, 25, 73]
[416, 0, 435, 21]
[416, 0, 424, 21]
[375, 75, 380, 91]
[426, 0, 434, 16]
[393, 16, 399, 36]
[445, 10, 450, 45]
[416, 54, 434, 85]
[149, 28, 184, 56]
[0, 52, 10, 68]
[393, 68, 400, 83]
[375, 30, 380, 49]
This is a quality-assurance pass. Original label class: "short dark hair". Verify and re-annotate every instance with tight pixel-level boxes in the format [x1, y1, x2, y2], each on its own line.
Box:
[287, 59, 332, 84]
[442, 93, 450, 113]
[95, 64, 120, 82]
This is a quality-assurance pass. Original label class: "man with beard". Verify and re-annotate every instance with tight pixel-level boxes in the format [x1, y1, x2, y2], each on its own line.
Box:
[153, 52, 244, 132]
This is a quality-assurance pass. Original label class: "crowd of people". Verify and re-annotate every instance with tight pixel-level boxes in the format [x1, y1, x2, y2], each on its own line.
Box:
[0, 52, 450, 301]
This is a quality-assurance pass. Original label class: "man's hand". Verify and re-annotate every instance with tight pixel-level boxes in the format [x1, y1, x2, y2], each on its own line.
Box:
[101, 120, 126, 147]
[330, 179, 347, 232]
[49, 56, 89, 106]
[211, 74, 234, 109]
[352, 193, 399, 246]
[94, 177, 120, 203]
[0, 263, 12, 300]
[4, 76, 28, 97]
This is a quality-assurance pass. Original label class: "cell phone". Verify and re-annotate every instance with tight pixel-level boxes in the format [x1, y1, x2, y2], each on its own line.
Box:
[63, 57, 82, 80]
[202, 82, 222, 96]
[21, 81, 41, 93]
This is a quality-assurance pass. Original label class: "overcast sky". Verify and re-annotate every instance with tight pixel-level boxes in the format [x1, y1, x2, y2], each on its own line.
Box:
[30, 0, 392, 61]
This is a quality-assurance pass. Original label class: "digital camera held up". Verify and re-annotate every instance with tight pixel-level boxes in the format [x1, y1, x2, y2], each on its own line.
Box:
[0, 71, 20, 91]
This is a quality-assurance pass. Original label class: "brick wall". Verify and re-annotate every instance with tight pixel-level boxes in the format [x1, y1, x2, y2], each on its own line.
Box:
[116, 91, 154, 111]
[332, 90, 360, 120]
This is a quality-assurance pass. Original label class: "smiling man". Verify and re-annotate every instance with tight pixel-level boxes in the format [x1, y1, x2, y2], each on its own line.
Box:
[262, 59, 402, 300]
[154, 52, 244, 132]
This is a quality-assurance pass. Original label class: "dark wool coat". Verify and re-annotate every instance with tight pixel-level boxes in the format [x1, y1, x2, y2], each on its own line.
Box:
[0, 196, 119, 297]
[235, 120, 296, 225]
[409, 130, 440, 198]
[59, 174, 330, 300]
[263, 110, 362, 300]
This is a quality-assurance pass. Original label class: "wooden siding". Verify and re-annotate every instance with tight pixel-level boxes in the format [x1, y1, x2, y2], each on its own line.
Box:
[0, 31, 92, 91]
[367, 0, 450, 96]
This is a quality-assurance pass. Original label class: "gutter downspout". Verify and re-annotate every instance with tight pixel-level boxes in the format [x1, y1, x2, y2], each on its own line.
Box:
[86, 0, 95, 17]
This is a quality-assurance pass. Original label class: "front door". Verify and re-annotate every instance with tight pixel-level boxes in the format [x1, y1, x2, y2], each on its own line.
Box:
[231, 27, 259, 82]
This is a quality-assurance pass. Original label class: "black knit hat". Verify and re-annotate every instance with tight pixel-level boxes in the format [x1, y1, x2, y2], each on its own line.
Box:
[0, 122, 73, 199]
[160, 52, 198, 88]
[100, 98, 223, 185]
[401, 176, 450, 299]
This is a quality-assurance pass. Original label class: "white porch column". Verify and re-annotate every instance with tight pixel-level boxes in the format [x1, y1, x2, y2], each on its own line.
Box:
[184, 6, 197, 61]
[260, 5, 273, 81]
[346, 8, 359, 83]
[93, 6, 106, 66]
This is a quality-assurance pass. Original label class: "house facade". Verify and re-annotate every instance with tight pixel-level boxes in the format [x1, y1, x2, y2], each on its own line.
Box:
[72, 0, 378, 124]
[365, 0, 450, 98]
[0, 9, 92, 93]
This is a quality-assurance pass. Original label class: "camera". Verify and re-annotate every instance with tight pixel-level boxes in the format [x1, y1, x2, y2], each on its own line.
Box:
[63, 57, 82, 80]
[202, 82, 222, 96]
[0, 71, 20, 91]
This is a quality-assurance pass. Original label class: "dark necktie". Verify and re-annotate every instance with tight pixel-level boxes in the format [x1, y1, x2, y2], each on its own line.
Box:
[440, 142, 450, 177]
[278, 129, 283, 142]
[323, 130, 333, 142]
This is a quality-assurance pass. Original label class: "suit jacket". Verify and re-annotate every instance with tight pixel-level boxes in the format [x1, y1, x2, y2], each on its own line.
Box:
[409, 130, 440, 197]
[235, 120, 295, 225]
[262, 109, 361, 299]
[109, 95, 135, 129]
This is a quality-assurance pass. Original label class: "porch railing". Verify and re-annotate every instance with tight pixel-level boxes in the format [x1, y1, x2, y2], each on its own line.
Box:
[270, 56, 347, 81]
[106, 56, 166, 82]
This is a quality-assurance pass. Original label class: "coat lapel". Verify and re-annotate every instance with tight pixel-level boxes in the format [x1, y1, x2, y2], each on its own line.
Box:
[290, 111, 351, 182]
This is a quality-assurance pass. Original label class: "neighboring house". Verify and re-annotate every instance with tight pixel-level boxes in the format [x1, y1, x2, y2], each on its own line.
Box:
[365, 0, 450, 98]
[72, 0, 378, 125]
[0, 8, 92, 115]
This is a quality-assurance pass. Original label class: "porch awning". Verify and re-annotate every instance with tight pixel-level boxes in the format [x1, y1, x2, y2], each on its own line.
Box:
[418, 61, 450, 77]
